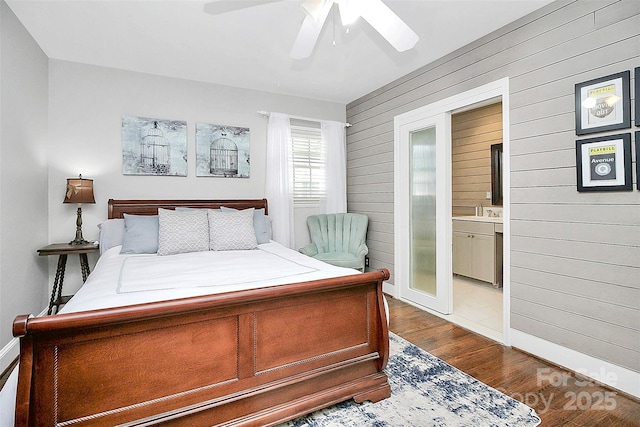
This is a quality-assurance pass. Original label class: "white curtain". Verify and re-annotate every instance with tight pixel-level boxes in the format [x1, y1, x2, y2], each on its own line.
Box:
[322, 120, 347, 214]
[265, 113, 295, 248]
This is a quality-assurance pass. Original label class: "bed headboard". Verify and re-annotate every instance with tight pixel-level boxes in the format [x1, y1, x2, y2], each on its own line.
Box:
[108, 199, 268, 219]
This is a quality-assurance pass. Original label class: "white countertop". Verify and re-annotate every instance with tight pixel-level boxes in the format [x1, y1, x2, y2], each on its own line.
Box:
[452, 215, 503, 224]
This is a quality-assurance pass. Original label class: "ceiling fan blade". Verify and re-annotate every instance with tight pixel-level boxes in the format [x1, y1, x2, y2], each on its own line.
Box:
[290, 1, 333, 59]
[359, 0, 418, 52]
[203, 0, 281, 16]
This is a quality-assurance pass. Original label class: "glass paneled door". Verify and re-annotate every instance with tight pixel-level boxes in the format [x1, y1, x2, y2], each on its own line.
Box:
[410, 127, 437, 297]
[395, 112, 452, 314]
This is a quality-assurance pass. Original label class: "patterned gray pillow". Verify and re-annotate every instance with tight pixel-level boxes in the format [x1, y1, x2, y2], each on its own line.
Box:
[220, 206, 271, 244]
[157, 208, 209, 256]
[208, 208, 258, 251]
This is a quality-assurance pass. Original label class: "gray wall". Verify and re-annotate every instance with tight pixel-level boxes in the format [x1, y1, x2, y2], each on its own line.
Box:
[0, 21, 344, 355]
[0, 1, 49, 353]
[346, 0, 639, 372]
[47, 60, 345, 294]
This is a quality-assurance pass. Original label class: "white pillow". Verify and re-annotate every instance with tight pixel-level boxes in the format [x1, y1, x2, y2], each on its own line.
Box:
[157, 208, 209, 256]
[208, 208, 258, 251]
[97, 219, 125, 254]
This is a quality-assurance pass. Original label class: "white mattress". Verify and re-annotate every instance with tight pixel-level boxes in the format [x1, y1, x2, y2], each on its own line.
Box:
[0, 242, 364, 426]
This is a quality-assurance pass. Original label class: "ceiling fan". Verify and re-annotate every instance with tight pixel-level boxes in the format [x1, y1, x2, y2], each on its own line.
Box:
[203, 0, 419, 59]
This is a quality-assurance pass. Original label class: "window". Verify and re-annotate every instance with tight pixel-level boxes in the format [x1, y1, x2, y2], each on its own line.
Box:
[290, 123, 325, 204]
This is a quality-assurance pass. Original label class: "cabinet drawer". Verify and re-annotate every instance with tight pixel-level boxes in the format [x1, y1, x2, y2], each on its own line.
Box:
[452, 220, 495, 235]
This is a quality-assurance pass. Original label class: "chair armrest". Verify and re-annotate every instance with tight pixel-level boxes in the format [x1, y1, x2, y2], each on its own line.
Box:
[299, 243, 318, 257]
[356, 243, 369, 259]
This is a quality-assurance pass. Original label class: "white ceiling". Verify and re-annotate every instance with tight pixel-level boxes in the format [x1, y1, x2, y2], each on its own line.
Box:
[6, 0, 554, 104]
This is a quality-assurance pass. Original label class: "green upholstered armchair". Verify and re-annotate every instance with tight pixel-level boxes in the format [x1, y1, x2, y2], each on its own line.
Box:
[299, 213, 369, 272]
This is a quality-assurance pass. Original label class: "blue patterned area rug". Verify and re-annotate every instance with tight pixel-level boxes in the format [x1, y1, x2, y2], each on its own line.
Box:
[283, 333, 541, 427]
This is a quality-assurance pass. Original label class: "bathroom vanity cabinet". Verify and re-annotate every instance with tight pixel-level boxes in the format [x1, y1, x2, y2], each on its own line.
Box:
[453, 218, 502, 286]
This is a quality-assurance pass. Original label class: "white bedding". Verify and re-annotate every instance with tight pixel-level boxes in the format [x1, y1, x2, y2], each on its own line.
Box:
[0, 241, 362, 426]
[64, 242, 359, 312]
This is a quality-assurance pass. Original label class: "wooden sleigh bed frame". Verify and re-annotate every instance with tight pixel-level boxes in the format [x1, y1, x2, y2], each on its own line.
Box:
[12, 199, 391, 426]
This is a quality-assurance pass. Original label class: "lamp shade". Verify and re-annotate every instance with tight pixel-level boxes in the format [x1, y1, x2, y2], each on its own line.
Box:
[64, 175, 95, 204]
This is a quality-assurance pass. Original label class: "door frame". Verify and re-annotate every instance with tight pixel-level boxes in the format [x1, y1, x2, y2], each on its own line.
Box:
[393, 77, 512, 345]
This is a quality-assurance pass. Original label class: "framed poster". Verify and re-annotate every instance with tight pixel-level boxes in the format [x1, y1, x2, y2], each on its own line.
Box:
[636, 132, 640, 190]
[575, 71, 630, 135]
[575, 133, 632, 192]
[635, 67, 639, 126]
[122, 115, 187, 176]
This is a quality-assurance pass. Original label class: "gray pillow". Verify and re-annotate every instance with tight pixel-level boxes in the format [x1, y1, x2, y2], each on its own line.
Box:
[97, 218, 125, 254]
[209, 208, 258, 251]
[120, 214, 159, 254]
[157, 208, 209, 256]
[220, 207, 271, 244]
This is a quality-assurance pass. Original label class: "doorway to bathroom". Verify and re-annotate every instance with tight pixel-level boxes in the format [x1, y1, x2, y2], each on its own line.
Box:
[394, 78, 510, 344]
[450, 102, 504, 342]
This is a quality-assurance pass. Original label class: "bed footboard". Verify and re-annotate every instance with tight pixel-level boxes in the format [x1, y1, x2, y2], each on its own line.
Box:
[13, 269, 390, 426]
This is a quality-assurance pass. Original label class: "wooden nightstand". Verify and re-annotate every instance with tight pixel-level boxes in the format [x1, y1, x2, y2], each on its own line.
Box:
[38, 242, 99, 314]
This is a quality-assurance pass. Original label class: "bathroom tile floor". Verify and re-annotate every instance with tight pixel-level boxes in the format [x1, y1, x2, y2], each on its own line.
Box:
[449, 275, 503, 342]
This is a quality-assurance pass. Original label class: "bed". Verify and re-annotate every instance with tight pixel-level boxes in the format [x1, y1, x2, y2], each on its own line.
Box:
[6, 199, 391, 426]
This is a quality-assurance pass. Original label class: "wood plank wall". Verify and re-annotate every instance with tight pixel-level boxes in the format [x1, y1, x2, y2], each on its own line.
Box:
[452, 102, 502, 217]
[346, 0, 639, 372]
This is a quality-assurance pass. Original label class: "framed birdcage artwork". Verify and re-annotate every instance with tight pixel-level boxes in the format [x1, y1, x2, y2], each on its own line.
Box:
[122, 115, 187, 176]
[196, 123, 250, 178]
[575, 71, 630, 135]
[575, 133, 632, 192]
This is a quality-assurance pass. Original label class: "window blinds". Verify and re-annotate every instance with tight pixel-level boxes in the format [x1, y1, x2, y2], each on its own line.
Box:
[290, 124, 326, 203]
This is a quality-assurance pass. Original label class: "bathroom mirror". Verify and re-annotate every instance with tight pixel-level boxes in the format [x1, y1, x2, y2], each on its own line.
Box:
[491, 143, 503, 206]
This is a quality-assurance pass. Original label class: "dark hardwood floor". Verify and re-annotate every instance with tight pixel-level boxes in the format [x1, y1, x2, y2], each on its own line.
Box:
[387, 296, 640, 426]
[1, 297, 638, 426]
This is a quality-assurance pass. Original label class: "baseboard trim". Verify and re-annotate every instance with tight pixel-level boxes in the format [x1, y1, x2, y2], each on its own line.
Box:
[511, 329, 639, 399]
[1, 307, 48, 375]
[382, 281, 395, 296]
[0, 339, 19, 377]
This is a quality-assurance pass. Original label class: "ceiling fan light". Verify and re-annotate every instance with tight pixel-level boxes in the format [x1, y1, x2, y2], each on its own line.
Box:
[301, 0, 328, 21]
[292, 0, 418, 59]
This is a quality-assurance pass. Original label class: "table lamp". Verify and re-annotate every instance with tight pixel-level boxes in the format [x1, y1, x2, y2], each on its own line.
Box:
[64, 174, 95, 245]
